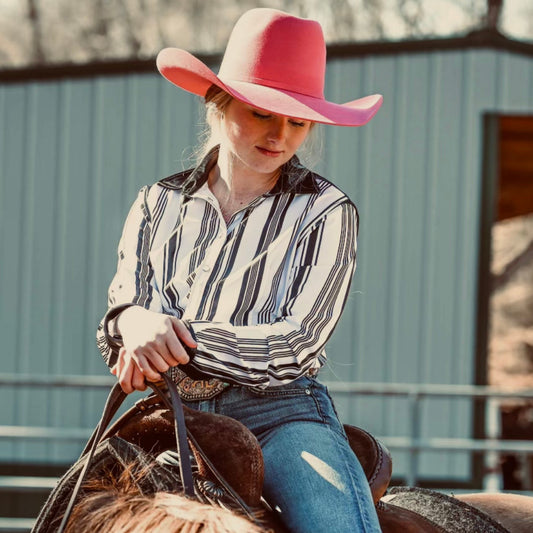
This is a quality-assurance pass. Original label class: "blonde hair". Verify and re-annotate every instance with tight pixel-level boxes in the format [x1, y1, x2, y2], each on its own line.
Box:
[195, 85, 322, 168]
[66, 491, 265, 533]
[195, 85, 233, 162]
[64, 464, 266, 533]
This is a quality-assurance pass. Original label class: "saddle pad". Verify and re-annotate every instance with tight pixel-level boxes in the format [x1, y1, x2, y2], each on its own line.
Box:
[32, 437, 185, 533]
[384, 487, 510, 533]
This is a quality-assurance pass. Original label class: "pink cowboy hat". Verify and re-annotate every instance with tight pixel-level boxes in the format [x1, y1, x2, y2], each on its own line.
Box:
[156, 8, 383, 126]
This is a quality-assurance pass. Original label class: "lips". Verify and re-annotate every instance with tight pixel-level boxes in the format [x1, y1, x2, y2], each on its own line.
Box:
[256, 146, 283, 157]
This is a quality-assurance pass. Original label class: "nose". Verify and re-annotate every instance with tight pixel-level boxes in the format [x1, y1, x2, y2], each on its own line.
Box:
[267, 117, 288, 143]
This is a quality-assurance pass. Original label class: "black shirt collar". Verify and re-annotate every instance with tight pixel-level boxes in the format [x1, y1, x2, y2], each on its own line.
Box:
[158, 145, 319, 197]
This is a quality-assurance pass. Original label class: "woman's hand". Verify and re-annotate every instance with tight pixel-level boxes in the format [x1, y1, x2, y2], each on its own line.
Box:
[111, 348, 148, 393]
[110, 306, 197, 393]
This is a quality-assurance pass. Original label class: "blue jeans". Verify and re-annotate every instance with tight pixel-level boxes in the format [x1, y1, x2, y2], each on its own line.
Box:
[184, 376, 381, 533]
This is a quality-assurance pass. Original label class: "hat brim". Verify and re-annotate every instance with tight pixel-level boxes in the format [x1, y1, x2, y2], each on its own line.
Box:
[157, 48, 383, 127]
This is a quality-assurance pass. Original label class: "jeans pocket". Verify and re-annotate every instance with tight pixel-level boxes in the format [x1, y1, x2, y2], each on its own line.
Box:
[247, 375, 313, 398]
[324, 386, 341, 420]
[307, 379, 348, 439]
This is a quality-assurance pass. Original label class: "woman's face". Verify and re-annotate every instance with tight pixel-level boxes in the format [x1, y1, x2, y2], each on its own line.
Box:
[219, 99, 312, 180]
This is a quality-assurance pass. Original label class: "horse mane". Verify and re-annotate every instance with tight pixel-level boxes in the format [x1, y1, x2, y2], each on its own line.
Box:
[64, 462, 265, 533]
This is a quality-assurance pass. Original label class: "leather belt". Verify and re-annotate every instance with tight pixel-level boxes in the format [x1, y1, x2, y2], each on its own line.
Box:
[169, 366, 320, 401]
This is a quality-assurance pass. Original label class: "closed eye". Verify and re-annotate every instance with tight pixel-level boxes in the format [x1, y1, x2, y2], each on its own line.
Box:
[253, 111, 272, 120]
[252, 110, 307, 128]
[289, 119, 306, 127]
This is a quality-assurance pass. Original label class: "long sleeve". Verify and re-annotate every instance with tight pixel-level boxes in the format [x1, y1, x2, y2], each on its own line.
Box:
[96, 186, 163, 367]
[96, 155, 360, 387]
[186, 201, 358, 388]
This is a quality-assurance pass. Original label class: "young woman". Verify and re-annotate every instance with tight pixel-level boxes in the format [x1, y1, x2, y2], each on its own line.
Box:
[97, 8, 383, 533]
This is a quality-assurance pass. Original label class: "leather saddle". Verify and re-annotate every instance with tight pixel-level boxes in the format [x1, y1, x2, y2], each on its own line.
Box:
[105, 393, 393, 503]
[105, 392, 505, 533]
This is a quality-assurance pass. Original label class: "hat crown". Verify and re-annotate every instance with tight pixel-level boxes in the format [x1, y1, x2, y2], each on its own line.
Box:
[218, 9, 326, 99]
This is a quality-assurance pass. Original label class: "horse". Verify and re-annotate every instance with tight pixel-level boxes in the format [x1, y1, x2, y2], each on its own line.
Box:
[37, 383, 533, 533]
[378, 488, 533, 533]
[63, 465, 264, 533]
[63, 453, 533, 533]
[454, 493, 533, 533]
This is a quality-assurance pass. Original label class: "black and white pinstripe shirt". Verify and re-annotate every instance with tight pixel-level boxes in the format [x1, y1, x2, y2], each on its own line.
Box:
[97, 147, 359, 388]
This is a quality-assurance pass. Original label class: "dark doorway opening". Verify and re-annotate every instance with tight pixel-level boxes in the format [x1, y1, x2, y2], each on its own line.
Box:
[478, 114, 533, 490]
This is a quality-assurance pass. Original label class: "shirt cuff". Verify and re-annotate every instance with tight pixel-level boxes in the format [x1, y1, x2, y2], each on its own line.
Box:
[102, 303, 139, 365]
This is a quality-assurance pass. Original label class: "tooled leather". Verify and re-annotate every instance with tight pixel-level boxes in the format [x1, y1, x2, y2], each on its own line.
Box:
[175, 374, 229, 400]
[169, 367, 229, 400]
[108, 398, 264, 507]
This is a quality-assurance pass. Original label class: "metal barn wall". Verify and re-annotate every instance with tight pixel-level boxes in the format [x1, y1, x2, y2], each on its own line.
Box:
[1, 45, 532, 480]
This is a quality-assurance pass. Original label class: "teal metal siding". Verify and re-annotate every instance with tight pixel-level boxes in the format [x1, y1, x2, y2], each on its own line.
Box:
[320, 49, 533, 480]
[1, 47, 532, 480]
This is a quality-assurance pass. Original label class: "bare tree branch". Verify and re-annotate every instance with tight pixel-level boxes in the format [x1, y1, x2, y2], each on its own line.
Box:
[483, 0, 504, 30]
[151, 0, 167, 49]
[396, 0, 425, 36]
[26, 0, 46, 63]
[363, 0, 386, 40]
[0, 0, 529, 68]
[117, 0, 143, 55]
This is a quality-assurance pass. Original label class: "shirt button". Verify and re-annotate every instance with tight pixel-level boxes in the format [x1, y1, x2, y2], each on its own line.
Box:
[202, 265, 211, 272]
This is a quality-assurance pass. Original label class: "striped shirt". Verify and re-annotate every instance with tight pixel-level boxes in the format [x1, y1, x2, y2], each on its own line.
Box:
[96, 147, 359, 388]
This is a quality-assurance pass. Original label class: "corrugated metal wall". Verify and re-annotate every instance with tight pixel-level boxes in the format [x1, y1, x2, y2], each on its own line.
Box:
[1, 46, 532, 480]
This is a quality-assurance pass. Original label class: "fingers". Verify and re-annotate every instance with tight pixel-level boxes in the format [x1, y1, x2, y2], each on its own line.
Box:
[131, 365, 147, 391]
[111, 323, 196, 393]
[166, 331, 191, 365]
[139, 317, 194, 366]
[115, 311, 197, 386]
[114, 347, 151, 393]
[151, 331, 185, 366]
[171, 318, 198, 349]
[133, 349, 166, 380]
[156, 315, 195, 364]
[116, 351, 135, 394]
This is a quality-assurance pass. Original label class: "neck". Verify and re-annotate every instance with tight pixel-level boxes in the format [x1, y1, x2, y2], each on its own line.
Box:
[209, 148, 279, 202]
[208, 147, 280, 222]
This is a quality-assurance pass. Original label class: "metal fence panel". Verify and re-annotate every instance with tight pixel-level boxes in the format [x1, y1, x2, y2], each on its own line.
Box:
[1, 45, 532, 480]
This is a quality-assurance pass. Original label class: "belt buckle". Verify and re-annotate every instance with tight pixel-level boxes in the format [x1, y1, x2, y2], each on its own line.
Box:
[172, 367, 229, 401]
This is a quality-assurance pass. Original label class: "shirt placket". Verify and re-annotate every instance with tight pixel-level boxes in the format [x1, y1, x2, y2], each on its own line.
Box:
[183, 186, 228, 319]
[182, 188, 270, 320]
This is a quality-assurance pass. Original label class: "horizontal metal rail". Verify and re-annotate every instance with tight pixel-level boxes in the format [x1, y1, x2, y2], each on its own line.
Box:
[381, 436, 533, 453]
[0, 376, 532, 500]
[0, 518, 34, 532]
[325, 381, 533, 399]
[0, 373, 115, 388]
[0, 475, 57, 492]
[1, 373, 532, 398]
[1, 427, 532, 453]
[324, 380, 533, 488]
[0, 425, 92, 441]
